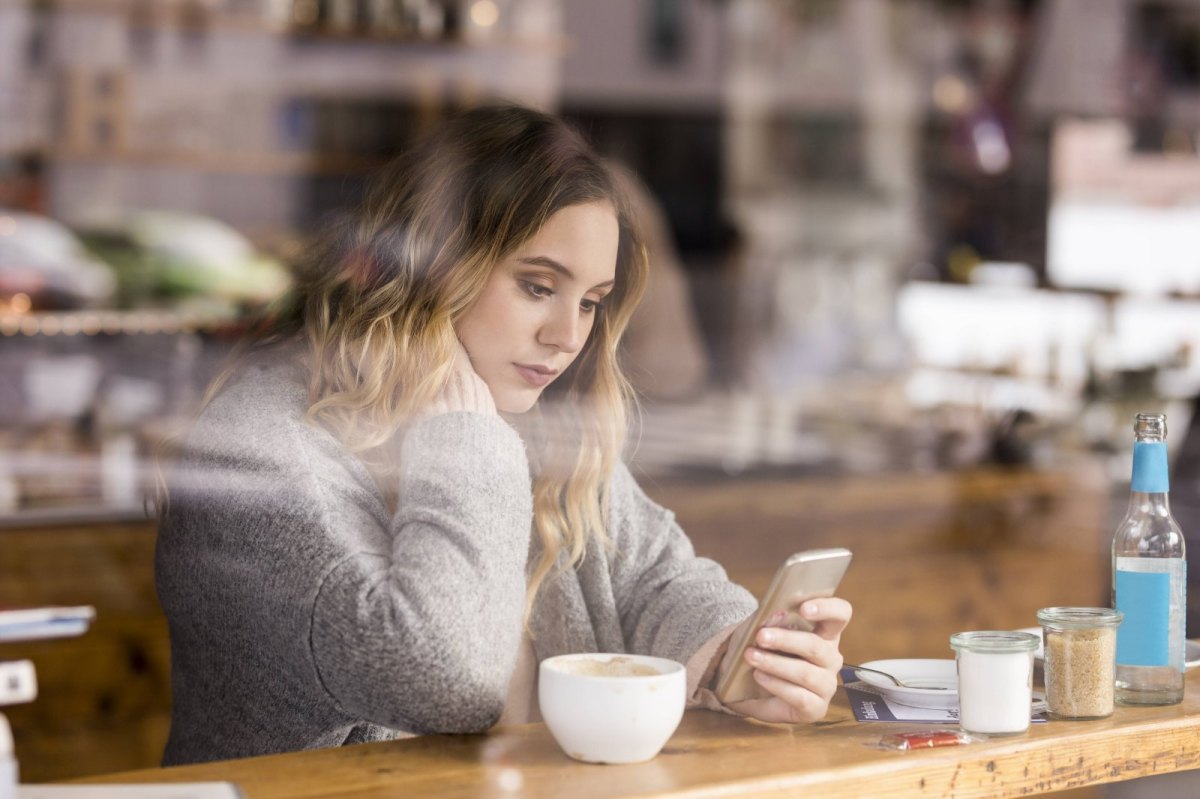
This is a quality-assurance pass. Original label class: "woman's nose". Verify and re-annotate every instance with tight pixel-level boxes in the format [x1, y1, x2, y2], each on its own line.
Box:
[538, 306, 585, 353]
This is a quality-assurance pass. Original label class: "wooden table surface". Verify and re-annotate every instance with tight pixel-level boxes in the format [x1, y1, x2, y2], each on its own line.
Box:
[73, 672, 1200, 799]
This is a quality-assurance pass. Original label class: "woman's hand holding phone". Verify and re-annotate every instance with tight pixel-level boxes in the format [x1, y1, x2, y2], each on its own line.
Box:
[716, 597, 853, 724]
[711, 548, 853, 723]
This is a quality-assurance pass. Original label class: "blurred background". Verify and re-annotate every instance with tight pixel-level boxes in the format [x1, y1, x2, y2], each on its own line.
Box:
[2, 0, 1200, 793]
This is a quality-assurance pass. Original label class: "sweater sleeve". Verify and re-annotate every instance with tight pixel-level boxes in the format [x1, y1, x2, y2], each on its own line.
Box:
[308, 411, 533, 735]
[685, 620, 743, 713]
[605, 464, 757, 668]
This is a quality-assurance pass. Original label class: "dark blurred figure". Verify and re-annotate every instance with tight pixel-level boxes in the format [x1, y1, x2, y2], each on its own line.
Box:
[1169, 401, 1200, 638]
[611, 164, 711, 401]
[0, 153, 47, 214]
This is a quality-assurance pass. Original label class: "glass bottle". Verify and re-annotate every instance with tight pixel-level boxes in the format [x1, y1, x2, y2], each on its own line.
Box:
[1113, 412, 1187, 705]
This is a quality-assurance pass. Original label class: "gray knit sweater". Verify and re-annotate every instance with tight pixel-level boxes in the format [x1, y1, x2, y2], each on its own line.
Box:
[155, 361, 755, 765]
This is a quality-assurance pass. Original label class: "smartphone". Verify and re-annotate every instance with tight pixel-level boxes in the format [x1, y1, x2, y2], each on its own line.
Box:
[714, 547, 853, 705]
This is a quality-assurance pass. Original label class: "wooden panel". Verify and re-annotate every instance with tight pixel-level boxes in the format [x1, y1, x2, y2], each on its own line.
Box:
[642, 462, 1112, 663]
[0, 462, 1113, 782]
[0, 519, 169, 781]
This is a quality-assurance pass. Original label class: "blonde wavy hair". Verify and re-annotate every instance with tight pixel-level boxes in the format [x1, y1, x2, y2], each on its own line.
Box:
[194, 104, 647, 619]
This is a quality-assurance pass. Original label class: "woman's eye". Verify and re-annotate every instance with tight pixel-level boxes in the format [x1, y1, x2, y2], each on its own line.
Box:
[580, 299, 602, 313]
[522, 281, 553, 299]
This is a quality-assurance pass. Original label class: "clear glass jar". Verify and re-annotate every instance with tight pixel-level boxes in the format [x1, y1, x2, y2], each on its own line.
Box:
[1037, 607, 1123, 719]
[950, 631, 1039, 735]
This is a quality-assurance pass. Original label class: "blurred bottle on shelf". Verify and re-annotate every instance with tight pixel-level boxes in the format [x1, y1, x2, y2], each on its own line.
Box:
[288, 0, 461, 41]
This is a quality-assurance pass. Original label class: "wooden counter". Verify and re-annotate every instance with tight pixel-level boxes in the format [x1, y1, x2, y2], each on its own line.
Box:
[72, 671, 1200, 798]
[1, 462, 1113, 782]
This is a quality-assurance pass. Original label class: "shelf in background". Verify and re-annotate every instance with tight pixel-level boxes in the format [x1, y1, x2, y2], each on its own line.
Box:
[284, 27, 569, 55]
[50, 146, 389, 176]
[0, 309, 242, 337]
[43, 0, 569, 55]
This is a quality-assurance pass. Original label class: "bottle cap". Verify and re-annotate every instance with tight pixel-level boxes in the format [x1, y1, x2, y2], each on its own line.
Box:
[1134, 412, 1167, 440]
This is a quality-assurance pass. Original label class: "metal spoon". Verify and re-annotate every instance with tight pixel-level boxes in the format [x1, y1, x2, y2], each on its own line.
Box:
[845, 664, 952, 691]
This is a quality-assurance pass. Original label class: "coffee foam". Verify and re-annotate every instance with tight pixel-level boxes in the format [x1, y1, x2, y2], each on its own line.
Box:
[557, 656, 662, 678]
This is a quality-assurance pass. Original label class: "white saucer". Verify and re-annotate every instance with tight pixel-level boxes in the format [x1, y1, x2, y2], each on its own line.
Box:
[852, 659, 958, 710]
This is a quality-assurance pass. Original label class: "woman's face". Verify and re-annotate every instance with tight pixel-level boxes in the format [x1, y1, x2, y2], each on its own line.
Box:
[455, 201, 619, 414]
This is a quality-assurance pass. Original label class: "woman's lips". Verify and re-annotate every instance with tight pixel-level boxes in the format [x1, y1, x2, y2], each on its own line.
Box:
[514, 363, 557, 388]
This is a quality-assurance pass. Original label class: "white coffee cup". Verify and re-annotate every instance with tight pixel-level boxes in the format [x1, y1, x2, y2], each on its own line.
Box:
[538, 653, 686, 764]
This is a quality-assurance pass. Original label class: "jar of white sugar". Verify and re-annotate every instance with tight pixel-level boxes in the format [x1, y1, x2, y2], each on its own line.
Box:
[950, 630, 1040, 736]
[1036, 607, 1122, 720]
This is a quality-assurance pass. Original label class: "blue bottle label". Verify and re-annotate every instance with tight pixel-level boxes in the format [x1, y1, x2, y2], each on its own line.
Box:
[1131, 441, 1169, 493]
[1115, 569, 1172, 667]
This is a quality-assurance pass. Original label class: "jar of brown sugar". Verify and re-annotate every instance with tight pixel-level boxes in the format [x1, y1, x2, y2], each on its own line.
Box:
[1036, 607, 1123, 720]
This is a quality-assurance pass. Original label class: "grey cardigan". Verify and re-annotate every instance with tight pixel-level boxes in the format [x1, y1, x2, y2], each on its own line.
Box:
[155, 361, 755, 765]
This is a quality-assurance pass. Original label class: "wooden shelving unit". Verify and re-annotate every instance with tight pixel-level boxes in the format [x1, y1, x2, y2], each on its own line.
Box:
[43, 0, 568, 53]
[50, 145, 388, 176]
[0, 309, 242, 338]
[6, 0, 565, 236]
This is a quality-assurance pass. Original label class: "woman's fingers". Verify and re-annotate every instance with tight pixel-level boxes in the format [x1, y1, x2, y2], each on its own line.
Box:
[744, 638, 840, 695]
[798, 597, 852, 641]
[753, 626, 843, 671]
[726, 665, 833, 725]
[722, 598, 854, 725]
[749, 670, 831, 724]
[453, 337, 478, 373]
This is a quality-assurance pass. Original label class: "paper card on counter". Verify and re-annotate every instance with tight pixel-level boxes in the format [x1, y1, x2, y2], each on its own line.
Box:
[18, 784, 243, 799]
[0, 606, 95, 643]
[839, 668, 1046, 724]
[842, 680, 959, 723]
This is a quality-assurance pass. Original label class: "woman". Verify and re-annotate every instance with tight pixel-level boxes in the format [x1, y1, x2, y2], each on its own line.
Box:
[155, 104, 852, 765]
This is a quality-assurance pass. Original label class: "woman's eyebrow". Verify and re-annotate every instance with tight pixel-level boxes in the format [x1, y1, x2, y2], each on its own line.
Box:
[518, 256, 615, 290]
